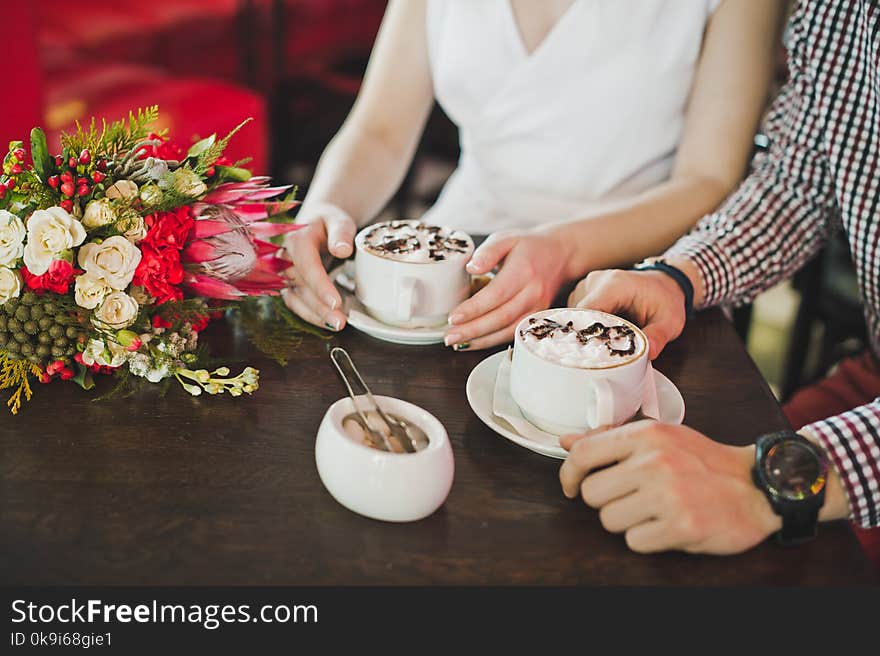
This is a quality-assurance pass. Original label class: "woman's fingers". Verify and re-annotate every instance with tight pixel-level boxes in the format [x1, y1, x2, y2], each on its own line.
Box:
[449, 265, 523, 325]
[324, 208, 357, 259]
[450, 321, 522, 351]
[466, 232, 518, 275]
[281, 279, 346, 331]
[287, 225, 343, 313]
[445, 285, 536, 347]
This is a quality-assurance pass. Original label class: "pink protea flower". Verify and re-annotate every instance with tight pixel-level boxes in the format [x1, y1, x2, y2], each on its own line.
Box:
[181, 178, 301, 299]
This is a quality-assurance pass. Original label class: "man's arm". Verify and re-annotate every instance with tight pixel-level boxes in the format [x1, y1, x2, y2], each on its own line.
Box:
[664, 72, 841, 308]
[802, 404, 880, 528]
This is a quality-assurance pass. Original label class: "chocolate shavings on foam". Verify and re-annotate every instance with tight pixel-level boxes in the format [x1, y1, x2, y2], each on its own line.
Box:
[520, 318, 637, 357]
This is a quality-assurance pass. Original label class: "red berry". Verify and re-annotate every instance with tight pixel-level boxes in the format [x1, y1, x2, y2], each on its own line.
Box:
[10, 164, 22, 175]
[60, 181, 75, 197]
[91, 171, 106, 183]
[13, 148, 25, 161]
[76, 177, 88, 187]
[60, 199, 74, 212]
[54, 155, 63, 167]
[96, 159, 108, 172]
[78, 149, 91, 165]
[68, 157, 78, 169]
[205, 166, 216, 177]
[60, 171, 73, 184]
[0, 186, 6, 199]
[77, 184, 90, 197]
[59, 367, 75, 381]
[47, 175, 60, 188]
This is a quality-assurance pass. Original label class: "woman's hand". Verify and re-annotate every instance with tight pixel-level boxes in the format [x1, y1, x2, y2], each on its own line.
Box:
[559, 421, 781, 555]
[445, 229, 573, 351]
[282, 203, 356, 331]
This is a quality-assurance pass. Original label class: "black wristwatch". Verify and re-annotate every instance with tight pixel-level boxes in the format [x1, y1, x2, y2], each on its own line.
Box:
[752, 430, 829, 546]
[632, 258, 694, 319]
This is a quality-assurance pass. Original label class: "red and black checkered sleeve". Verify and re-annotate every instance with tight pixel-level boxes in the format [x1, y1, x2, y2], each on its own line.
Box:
[804, 405, 880, 528]
[663, 38, 840, 308]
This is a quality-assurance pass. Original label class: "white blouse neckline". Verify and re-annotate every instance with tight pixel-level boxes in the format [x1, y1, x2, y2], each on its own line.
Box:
[501, 0, 582, 60]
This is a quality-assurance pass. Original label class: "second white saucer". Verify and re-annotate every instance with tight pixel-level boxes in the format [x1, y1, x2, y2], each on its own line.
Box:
[465, 351, 686, 459]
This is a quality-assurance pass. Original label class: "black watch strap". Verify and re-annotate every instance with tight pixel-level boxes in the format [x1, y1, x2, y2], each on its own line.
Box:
[633, 259, 694, 319]
[779, 507, 821, 545]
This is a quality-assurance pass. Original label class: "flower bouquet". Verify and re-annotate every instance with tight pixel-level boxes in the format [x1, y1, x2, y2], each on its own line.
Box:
[0, 107, 302, 414]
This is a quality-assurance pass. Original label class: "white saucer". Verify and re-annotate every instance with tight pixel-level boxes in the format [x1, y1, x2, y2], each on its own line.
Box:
[465, 351, 686, 459]
[330, 263, 492, 346]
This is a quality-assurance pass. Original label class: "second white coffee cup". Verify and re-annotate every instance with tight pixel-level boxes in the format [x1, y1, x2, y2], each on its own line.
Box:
[509, 308, 656, 435]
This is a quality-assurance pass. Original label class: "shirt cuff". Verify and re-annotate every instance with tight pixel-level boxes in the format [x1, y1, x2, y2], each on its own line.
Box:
[804, 406, 880, 529]
[662, 231, 735, 309]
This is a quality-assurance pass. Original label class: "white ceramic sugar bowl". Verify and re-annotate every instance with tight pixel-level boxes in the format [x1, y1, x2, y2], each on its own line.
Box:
[315, 395, 454, 522]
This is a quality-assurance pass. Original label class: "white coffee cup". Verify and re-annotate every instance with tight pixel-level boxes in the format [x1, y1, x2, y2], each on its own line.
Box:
[509, 308, 656, 435]
[354, 220, 474, 328]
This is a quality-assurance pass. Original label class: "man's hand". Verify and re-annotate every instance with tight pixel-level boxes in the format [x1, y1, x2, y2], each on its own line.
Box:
[559, 421, 782, 555]
[568, 268, 691, 360]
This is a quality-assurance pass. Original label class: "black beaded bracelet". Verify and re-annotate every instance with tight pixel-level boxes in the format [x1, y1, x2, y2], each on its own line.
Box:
[632, 259, 695, 319]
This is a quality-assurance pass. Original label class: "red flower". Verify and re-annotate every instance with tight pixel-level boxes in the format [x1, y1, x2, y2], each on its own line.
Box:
[152, 315, 173, 329]
[143, 206, 195, 250]
[132, 243, 184, 305]
[140, 133, 186, 162]
[190, 314, 210, 332]
[20, 261, 80, 294]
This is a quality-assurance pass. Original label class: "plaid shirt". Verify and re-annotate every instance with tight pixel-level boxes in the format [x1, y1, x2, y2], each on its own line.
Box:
[666, 0, 880, 528]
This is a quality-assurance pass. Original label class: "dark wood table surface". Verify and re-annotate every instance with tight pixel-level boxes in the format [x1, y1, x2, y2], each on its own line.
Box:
[1, 307, 875, 586]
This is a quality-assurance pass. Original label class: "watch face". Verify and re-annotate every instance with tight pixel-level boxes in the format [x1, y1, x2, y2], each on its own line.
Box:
[763, 441, 826, 500]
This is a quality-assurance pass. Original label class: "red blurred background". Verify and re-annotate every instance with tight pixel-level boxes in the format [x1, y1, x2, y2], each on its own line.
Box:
[4, 0, 391, 180]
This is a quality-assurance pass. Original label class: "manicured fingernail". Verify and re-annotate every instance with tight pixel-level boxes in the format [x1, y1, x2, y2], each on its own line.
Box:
[454, 342, 470, 351]
[444, 334, 458, 347]
[333, 241, 350, 254]
[325, 295, 338, 310]
[466, 260, 480, 273]
[448, 313, 462, 325]
[325, 319, 340, 331]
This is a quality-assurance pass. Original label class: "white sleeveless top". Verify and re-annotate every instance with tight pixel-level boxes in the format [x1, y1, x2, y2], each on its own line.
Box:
[421, 0, 722, 233]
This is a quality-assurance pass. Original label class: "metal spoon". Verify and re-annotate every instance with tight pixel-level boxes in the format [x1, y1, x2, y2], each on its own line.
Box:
[330, 348, 429, 453]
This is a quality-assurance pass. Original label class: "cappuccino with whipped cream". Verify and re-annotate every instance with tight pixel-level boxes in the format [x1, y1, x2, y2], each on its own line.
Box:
[518, 309, 645, 369]
[354, 220, 474, 328]
[360, 220, 472, 263]
[510, 308, 653, 434]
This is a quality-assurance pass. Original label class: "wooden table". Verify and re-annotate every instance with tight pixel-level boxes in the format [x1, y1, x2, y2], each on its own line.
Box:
[0, 308, 875, 585]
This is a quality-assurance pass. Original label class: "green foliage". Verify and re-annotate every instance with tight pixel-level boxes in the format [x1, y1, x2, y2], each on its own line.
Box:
[61, 106, 164, 159]
[236, 296, 329, 367]
[0, 350, 42, 415]
[29, 128, 49, 180]
[192, 118, 253, 175]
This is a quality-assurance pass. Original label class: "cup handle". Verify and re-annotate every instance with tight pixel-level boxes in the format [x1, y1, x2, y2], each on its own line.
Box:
[395, 277, 416, 323]
[640, 361, 661, 420]
[587, 379, 615, 428]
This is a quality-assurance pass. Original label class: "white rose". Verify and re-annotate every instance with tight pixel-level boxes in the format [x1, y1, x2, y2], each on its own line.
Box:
[104, 180, 138, 201]
[0, 210, 26, 267]
[82, 199, 117, 229]
[93, 291, 139, 330]
[77, 236, 142, 290]
[163, 168, 207, 198]
[22, 206, 87, 275]
[74, 273, 113, 310]
[0, 266, 22, 305]
[116, 215, 147, 243]
[82, 338, 128, 368]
